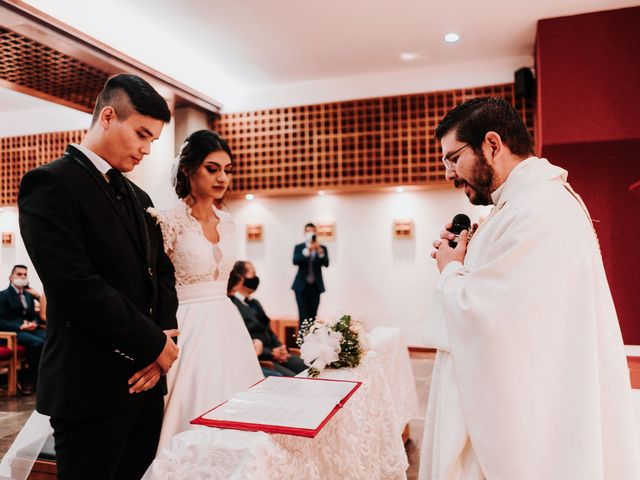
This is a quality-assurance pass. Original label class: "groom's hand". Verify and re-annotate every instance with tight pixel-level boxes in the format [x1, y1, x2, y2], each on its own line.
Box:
[128, 362, 162, 394]
[155, 329, 180, 374]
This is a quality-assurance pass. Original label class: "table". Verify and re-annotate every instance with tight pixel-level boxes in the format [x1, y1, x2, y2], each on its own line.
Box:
[368, 327, 419, 433]
[143, 327, 418, 480]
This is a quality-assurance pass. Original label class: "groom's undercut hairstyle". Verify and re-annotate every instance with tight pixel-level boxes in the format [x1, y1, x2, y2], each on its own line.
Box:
[90, 74, 171, 127]
[434, 97, 534, 158]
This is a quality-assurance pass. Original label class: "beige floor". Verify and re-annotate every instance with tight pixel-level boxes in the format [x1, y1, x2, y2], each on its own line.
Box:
[0, 353, 435, 478]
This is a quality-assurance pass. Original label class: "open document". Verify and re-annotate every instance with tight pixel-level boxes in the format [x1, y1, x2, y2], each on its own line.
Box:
[191, 376, 362, 437]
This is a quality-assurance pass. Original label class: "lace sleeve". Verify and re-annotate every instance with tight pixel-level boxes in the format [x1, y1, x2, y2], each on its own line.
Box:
[147, 207, 176, 254]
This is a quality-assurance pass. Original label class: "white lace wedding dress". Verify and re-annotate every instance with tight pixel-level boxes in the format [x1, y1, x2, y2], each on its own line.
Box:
[151, 201, 263, 452]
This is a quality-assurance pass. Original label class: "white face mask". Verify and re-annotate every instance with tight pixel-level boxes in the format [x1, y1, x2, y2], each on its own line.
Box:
[12, 278, 28, 288]
[305, 231, 315, 243]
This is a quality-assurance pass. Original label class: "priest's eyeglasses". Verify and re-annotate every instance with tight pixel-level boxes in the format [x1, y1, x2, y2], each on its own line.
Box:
[442, 144, 469, 170]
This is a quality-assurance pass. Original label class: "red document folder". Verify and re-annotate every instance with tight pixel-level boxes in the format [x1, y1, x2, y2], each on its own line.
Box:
[191, 376, 362, 438]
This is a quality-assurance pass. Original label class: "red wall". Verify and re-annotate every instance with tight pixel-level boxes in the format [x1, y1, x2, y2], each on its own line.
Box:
[543, 142, 640, 344]
[536, 7, 640, 146]
[536, 7, 640, 343]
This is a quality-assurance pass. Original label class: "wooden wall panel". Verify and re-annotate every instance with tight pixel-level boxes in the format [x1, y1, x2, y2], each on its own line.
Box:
[215, 83, 535, 197]
[0, 84, 534, 206]
[0, 27, 108, 112]
[0, 130, 86, 205]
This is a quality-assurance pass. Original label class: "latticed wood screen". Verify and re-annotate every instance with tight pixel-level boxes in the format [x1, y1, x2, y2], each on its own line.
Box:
[0, 130, 86, 205]
[215, 83, 535, 197]
[0, 27, 108, 112]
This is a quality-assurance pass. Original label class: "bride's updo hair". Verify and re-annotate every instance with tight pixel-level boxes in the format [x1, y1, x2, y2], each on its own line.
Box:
[175, 130, 234, 199]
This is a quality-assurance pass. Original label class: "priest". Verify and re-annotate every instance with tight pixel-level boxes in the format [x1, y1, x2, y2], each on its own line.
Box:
[421, 97, 639, 479]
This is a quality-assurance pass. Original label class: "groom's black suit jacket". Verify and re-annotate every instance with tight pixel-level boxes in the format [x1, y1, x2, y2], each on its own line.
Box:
[18, 145, 178, 419]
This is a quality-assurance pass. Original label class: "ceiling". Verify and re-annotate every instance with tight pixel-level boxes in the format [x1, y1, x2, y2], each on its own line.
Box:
[5, 0, 637, 112]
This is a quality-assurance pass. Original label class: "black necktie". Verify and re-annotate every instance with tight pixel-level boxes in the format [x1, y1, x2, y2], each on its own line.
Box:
[107, 169, 133, 220]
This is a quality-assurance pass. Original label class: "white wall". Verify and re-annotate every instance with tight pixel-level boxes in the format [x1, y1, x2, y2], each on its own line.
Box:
[0, 88, 91, 137]
[223, 54, 532, 112]
[0, 207, 42, 292]
[228, 189, 490, 347]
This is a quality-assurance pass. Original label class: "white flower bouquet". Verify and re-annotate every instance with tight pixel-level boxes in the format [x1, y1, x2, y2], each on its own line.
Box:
[297, 314, 369, 377]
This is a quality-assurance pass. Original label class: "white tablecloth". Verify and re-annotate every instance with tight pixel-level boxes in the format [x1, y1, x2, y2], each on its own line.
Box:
[368, 327, 419, 430]
[144, 327, 418, 480]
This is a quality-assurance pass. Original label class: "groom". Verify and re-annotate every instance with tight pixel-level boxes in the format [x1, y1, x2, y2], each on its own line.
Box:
[18, 74, 179, 480]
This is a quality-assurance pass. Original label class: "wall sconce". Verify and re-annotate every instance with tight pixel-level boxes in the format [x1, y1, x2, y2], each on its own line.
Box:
[246, 224, 263, 242]
[393, 220, 413, 239]
[316, 223, 336, 240]
[2, 232, 13, 246]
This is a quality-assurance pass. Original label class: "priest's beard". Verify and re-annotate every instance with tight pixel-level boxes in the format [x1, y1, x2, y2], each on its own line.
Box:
[454, 151, 495, 205]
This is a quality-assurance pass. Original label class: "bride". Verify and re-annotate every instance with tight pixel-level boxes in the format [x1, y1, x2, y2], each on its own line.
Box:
[0, 130, 263, 476]
[152, 129, 263, 451]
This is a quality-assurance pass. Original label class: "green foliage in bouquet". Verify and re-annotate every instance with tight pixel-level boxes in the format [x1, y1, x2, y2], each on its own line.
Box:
[329, 314, 363, 369]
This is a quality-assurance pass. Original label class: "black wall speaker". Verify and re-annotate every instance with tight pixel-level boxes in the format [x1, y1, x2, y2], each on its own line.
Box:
[514, 67, 535, 99]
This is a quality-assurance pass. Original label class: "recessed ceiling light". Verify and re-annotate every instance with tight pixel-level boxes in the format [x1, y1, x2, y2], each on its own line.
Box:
[444, 33, 460, 43]
[399, 52, 419, 62]
[396, 186, 405, 193]
[245, 193, 254, 201]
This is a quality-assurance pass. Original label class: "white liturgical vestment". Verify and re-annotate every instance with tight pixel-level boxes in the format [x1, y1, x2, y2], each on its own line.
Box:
[420, 157, 640, 479]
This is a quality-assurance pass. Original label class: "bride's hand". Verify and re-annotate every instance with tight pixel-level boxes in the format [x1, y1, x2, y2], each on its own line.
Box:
[128, 362, 162, 394]
[156, 329, 180, 373]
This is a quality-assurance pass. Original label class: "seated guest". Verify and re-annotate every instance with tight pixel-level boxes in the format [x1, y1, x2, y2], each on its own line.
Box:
[251, 338, 283, 378]
[227, 268, 283, 378]
[231, 261, 306, 376]
[0, 265, 46, 394]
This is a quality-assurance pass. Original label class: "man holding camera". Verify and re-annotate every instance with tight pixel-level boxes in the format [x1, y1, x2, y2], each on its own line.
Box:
[292, 222, 329, 328]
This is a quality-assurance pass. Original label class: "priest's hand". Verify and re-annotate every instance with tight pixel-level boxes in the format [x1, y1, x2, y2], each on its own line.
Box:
[431, 229, 469, 272]
[128, 362, 162, 394]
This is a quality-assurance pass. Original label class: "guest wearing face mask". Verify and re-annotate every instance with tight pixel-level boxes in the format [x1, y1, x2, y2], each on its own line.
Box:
[291, 223, 329, 329]
[231, 261, 306, 376]
[0, 265, 46, 394]
[226, 267, 282, 378]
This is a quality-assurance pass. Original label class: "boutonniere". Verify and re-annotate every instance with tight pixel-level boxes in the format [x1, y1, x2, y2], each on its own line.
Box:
[145, 207, 161, 225]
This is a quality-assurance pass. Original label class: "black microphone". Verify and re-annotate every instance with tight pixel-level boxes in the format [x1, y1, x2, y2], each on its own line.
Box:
[449, 214, 471, 248]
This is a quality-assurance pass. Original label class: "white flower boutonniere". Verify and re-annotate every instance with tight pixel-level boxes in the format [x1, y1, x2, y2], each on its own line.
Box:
[145, 207, 161, 225]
